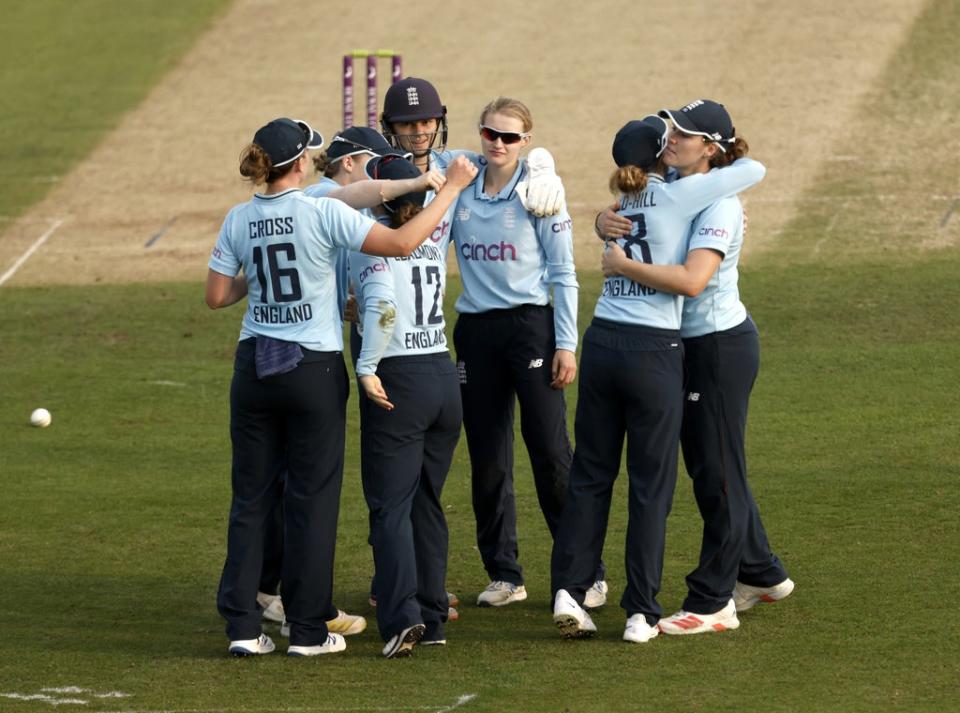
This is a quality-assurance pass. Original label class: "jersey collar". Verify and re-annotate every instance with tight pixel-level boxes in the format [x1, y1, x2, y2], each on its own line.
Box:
[254, 187, 301, 201]
[474, 161, 524, 202]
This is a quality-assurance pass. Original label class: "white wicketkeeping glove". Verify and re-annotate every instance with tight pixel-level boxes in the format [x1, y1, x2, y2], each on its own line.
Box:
[516, 147, 566, 217]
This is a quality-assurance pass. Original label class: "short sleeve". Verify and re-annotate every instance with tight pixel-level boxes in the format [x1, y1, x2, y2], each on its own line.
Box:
[314, 197, 376, 252]
[688, 198, 742, 256]
[208, 209, 241, 276]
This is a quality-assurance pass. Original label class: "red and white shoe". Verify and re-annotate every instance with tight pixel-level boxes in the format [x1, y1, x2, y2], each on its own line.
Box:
[733, 578, 795, 612]
[658, 599, 740, 635]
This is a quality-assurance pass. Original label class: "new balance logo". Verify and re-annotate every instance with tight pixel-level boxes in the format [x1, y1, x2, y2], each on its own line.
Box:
[528, 359, 544, 369]
[687, 392, 700, 402]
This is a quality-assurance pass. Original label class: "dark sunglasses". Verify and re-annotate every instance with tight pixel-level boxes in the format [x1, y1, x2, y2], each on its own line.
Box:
[478, 125, 530, 145]
[331, 135, 375, 152]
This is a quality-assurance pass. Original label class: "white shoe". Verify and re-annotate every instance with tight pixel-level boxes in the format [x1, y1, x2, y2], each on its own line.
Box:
[623, 614, 659, 643]
[281, 609, 367, 638]
[325, 609, 367, 636]
[733, 578, 795, 612]
[382, 623, 426, 658]
[658, 599, 739, 635]
[287, 633, 346, 656]
[583, 580, 609, 609]
[477, 581, 528, 607]
[552, 589, 596, 639]
[256, 592, 285, 623]
[228, 633, 275, 656]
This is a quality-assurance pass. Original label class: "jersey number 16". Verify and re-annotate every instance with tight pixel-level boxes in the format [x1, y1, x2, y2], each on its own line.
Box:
[252, 243, 302, 303]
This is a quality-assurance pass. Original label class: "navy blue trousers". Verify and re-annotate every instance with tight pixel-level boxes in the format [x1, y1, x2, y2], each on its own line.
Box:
[360, 353, 461, 643]
[680, 316, 789, 613]
[551, 319, 684, 625]
[216, 340, 347, 646]
[257, 467, 340, 622]
[454, 305, 572, 586]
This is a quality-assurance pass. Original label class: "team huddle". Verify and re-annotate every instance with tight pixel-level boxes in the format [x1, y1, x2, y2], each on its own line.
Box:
[205, 76, 794, 658]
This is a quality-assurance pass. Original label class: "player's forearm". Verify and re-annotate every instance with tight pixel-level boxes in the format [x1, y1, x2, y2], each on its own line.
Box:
[327, 179, 422, 209]
[355, 299, 397, 376]
[389, 185, 458, 255]
[616, 262, 702, 297]
[205, 270, 248, 309]
[552, 283, 579, 351]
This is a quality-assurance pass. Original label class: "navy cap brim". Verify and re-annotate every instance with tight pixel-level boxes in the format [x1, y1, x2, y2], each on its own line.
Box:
[658, 108, 700, 135]
[292, 119, 323, 149]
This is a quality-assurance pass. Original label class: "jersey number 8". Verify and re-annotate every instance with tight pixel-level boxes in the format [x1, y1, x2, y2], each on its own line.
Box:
[624, 214, 652, 264]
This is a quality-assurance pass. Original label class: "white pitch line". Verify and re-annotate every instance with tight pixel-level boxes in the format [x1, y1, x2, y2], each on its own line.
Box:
[435, 694, 478, 712]
[1, 692, 88, 706]
[0, 217, 66, 286]
[90, 699, 476, 713]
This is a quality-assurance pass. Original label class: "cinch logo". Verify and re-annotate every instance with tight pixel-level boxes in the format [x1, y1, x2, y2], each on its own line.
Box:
[406, 87, 420, 106]
[357, 261, 388, 283]
[682, 100, 705, 112]
[698, 226, 729, 238]
[552, 219, 573, 233]
[430, 220, 450, 243]
[460, 241, 517, 261]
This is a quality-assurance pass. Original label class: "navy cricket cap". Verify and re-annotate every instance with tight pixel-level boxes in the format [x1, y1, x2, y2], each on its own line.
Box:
[327, 126, 398, 163]
[364, 154, 426, 213]
[253, 118, 322, 167]
[659, 100, 736, 152]
[382, 77, 446, 123]
[612, 115, 669, 169]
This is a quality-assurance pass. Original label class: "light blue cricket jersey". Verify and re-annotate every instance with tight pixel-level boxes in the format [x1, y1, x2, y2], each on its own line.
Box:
[420, 148, 479, 243]
[451, 161, 579, 351]
[208, 188, 375, 351]
[681, 196, 748, 338]
[304, 176, 351, 317]
[350, 215, 452, 375]
[595, 158, 764, 330]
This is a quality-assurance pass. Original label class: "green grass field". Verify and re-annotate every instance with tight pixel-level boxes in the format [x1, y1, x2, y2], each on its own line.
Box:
[2, 0, 959, 711]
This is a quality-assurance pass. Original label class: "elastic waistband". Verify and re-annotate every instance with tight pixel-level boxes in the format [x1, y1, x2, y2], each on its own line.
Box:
[590, 318, 681, 340]
[683, 315, 758, 343]
[237, 337, 342, 362]
[457, 303, 550, 320]
[378, 351, 452, 367]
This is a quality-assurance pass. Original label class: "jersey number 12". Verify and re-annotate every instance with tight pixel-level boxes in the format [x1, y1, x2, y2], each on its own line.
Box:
[411, 265, 442, 326]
